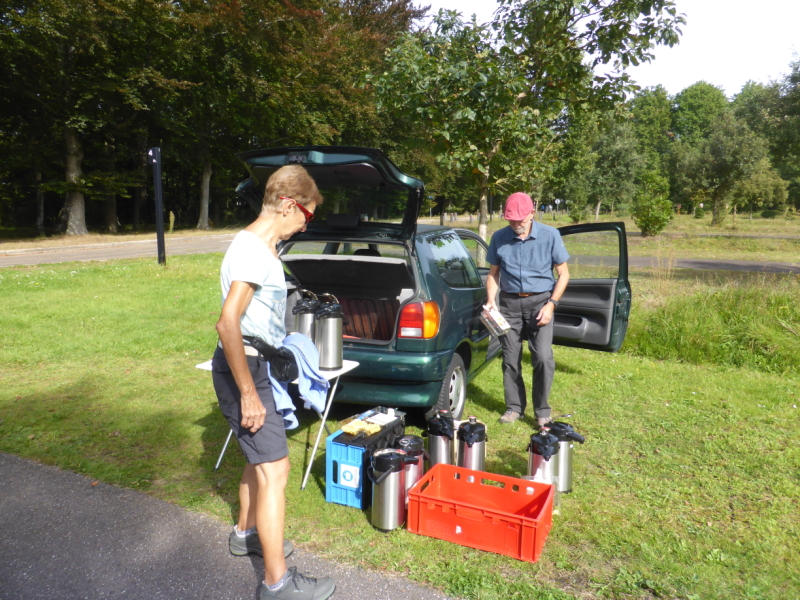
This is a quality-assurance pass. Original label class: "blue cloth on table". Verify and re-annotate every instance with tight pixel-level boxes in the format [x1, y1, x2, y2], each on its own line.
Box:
[267, 332, 330, 430]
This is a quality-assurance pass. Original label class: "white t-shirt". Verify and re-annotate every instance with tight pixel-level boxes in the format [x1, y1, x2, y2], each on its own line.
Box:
[220, 230, 287, 347]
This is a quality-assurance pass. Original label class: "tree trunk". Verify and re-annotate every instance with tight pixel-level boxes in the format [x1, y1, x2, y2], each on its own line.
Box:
[63, 127, 88, 235]
[731, 204, 736, 229]
[594, 199, 602, 221]
[477, 176, 489, 267]
[133, 133, 148, 230]
[104, 140, 117, 233]
[197, 159, 212, 229]
[711, 196, 725, 226]
[35, 170, 44, 237]
[749, 201, 753, 220]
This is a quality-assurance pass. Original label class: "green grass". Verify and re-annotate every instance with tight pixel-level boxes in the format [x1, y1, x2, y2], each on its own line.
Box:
[446, 212, 800, 263]
[1, 256, 799, 599]
[625, 274, 800, 373]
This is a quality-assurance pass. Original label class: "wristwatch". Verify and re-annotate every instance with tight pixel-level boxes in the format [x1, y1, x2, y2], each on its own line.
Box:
[548, 299, 559, 307]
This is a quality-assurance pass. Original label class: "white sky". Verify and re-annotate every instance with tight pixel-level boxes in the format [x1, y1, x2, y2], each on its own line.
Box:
[421, 0, 800, 98]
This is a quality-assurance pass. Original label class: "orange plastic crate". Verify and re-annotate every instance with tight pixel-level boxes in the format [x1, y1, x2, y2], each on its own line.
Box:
[407, 464, 554, 562]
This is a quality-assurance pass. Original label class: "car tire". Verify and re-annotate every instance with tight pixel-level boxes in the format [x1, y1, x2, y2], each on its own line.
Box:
[432, 353, 467, 420]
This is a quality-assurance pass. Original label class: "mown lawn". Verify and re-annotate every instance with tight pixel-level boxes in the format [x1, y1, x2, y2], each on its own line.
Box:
[1, 255, 798, 600]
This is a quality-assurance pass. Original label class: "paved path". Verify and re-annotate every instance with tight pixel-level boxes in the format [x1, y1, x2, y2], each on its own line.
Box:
[0, 234, 797, 273]
[0, 453, 452, 600]
[0, 235, 236, 267]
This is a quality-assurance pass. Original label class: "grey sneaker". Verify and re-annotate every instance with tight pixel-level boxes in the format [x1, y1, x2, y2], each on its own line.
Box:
[229, 529, 294, 558]
[537, 416, 553, 428]
[498, 409, 521, 424]
[260, 567, 335, 600]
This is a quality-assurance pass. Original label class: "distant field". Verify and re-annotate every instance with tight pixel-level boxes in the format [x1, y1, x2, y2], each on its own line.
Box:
[434, 213, 800, 264]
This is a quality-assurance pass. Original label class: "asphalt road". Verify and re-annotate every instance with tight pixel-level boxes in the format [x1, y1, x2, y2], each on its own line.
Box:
[0, 452, 452, 600]
[1, 233, 798, 273]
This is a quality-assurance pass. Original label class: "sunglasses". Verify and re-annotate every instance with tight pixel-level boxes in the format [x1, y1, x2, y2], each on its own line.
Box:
[280, 196, 315, 224]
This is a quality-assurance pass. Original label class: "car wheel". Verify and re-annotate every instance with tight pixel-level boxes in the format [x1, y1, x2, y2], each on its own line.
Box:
[435, 353, 467, 420]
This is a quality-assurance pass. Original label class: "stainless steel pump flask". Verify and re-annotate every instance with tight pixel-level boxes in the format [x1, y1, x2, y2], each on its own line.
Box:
[456, 416, 487, 471]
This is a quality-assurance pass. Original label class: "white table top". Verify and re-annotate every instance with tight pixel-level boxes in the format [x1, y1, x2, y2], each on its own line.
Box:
[195, 358, 359, 382]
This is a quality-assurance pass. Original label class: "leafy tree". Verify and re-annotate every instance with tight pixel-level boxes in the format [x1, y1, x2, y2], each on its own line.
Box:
[588, 119, 642, 219]
[630, 85, 673, 171]
[631, 170, 671, 236]
[671, 81, 729, 143]
[0, 0, 186, 235]
[542, 109, 598, 221]
[371, 12, 552, 250]
[774, 60, 800, 208]
[732, 70, 800, 210]
[496, 0, 685, 117]
[730, 158, 789, 222]
[675, 112, 768, 225]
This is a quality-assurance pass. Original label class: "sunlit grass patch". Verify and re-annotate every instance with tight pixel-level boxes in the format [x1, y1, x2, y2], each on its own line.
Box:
[1, 254, 799, 599]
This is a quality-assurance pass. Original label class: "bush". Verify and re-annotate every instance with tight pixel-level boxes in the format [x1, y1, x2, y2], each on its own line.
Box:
[568, 204, 591, 224]
[761, 209, 780, 219]
[632, 171, 671, 236]
[625, 283, 800, 374]
[694, 207, 705, 218]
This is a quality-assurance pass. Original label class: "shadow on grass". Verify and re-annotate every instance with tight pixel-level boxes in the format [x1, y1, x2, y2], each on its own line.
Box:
[465, 380, 506, 415]
[194, 385, 378, 522]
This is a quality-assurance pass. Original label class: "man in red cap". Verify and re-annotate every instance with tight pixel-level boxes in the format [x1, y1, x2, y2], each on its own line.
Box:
[485, 192, 570, 426]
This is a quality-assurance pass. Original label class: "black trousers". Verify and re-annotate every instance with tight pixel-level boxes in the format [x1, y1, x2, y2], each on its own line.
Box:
[497, 291, 554, 418]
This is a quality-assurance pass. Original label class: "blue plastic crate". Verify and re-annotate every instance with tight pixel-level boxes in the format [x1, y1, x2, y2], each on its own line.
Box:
[324, 408, 406, 509]
[326, 431, 369, 509]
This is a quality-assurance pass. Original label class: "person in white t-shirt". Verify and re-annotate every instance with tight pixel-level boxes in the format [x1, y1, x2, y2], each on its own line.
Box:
[212, 164, 335, 600]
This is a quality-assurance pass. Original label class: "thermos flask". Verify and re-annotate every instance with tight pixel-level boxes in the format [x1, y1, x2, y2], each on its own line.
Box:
[456, 416, 487, 471]
[314, 293, 343, 370]
[368, 449, 408, 531]
[425, 411, 455, 468]
[396, 435, 427, 495]
[543, 422, 585, 493]
[527, 430, 560, 485]
[292, 292, 319, 342]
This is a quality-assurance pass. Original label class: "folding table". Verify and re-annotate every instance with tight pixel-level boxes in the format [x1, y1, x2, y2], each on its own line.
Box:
[196, 359, 359, 483]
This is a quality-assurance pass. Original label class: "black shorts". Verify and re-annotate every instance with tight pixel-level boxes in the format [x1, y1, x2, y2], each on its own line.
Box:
[211, 346, 288, 464]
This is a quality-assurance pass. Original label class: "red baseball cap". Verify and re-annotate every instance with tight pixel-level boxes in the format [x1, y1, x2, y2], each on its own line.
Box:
[504, 192, 534, 221]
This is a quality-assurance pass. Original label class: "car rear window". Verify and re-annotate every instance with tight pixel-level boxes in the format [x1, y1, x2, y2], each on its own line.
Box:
[281, 241, 409, 261]
[420, 232, 482, 289]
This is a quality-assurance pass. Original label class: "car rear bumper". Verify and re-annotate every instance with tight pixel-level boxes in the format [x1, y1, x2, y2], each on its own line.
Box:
[334, 346, 453, 408]
[333, 379, 442, 408]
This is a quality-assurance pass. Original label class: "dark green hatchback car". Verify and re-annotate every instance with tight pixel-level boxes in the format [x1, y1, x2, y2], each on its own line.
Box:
[236, 146, 632, 418]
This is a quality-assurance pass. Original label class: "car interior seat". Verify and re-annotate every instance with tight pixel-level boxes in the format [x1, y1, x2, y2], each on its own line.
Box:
[353, 248, 381, 257]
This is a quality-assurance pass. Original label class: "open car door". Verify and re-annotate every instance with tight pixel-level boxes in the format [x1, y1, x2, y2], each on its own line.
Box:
[553, 222, 631, 352]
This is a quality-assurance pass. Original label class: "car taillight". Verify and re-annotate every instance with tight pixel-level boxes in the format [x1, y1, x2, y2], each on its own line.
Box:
[398, 301, 440, 339]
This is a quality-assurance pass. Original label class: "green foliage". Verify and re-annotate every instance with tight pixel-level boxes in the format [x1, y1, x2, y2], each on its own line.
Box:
[672, 81, 730, 142]
[626, 281, 800, 373]
[673, 112, 768, 225]
[568, 203, 591, 224]
[731, 158, 789, 214]
[0, 0, 424, 234]
[694, 206, 705, 218]
[761, 209, 780, 219]
[371, 10, 552, 233]
[588, 120, 642, 218]
[631, 170, 671, 236]
[496, 0, 685, 114]
[630, 85, 673, 171]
